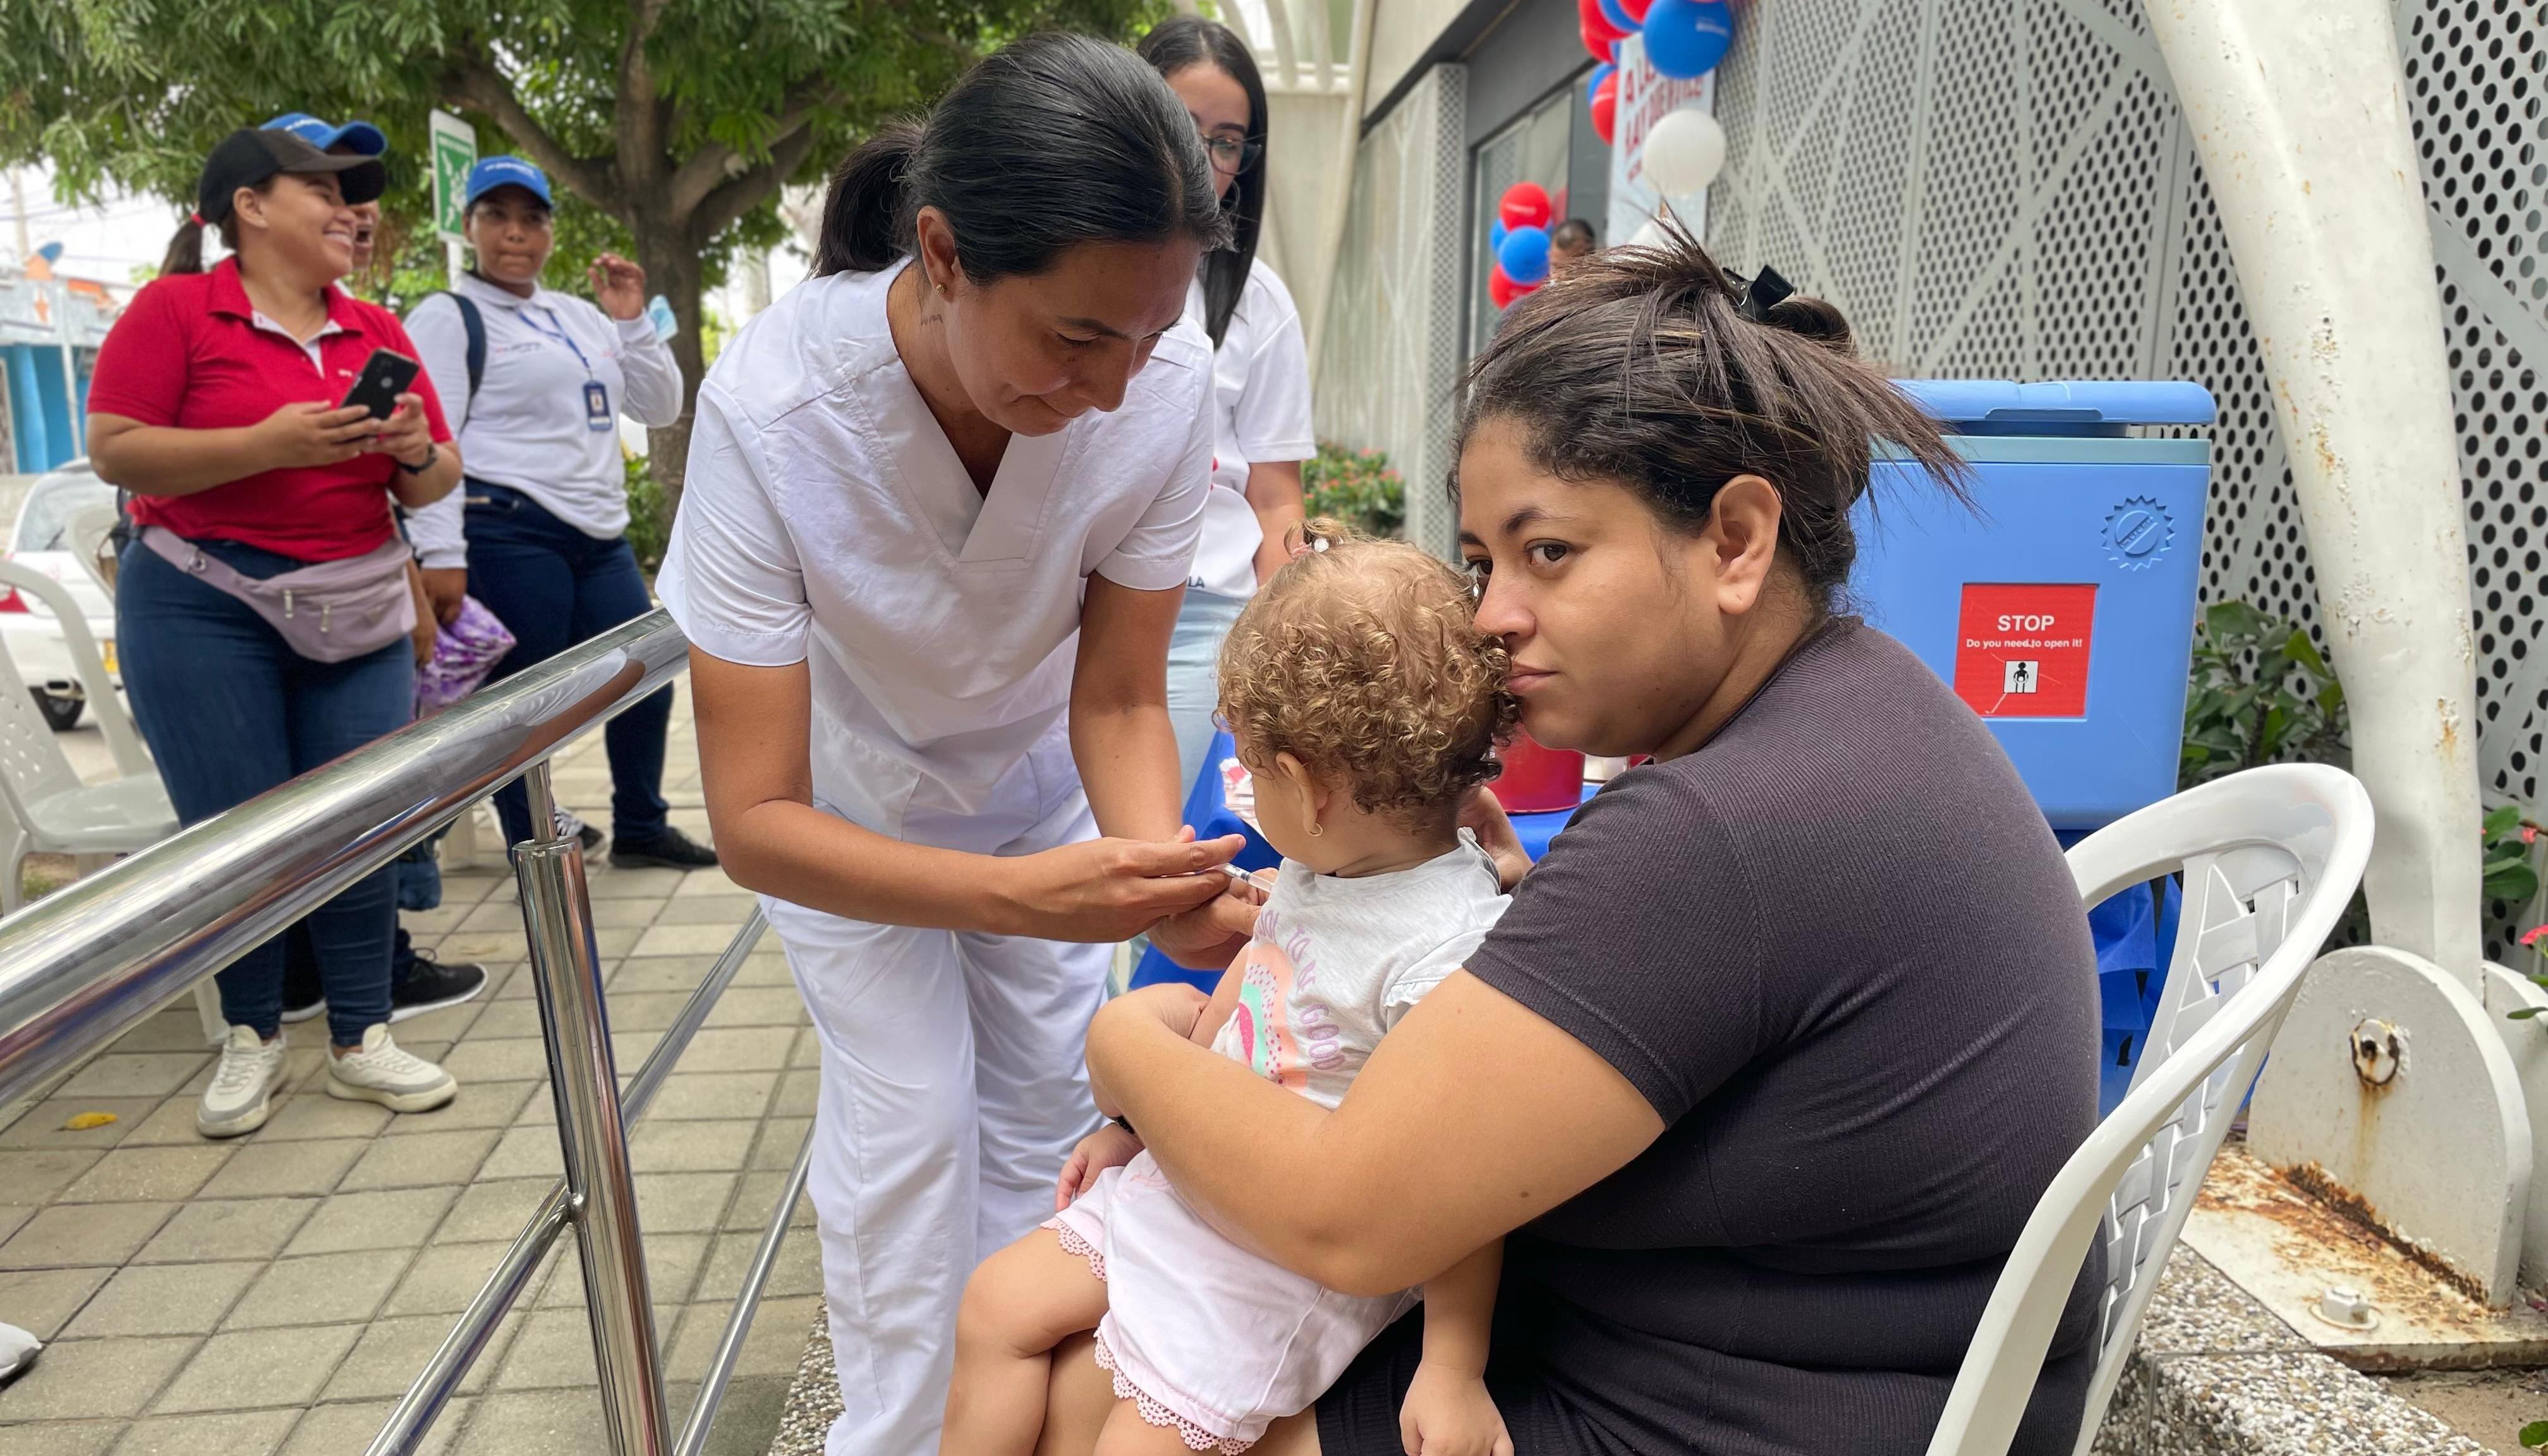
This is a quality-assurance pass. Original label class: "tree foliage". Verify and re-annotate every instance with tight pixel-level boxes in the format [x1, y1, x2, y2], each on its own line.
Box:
[1, 0, 1167, 497]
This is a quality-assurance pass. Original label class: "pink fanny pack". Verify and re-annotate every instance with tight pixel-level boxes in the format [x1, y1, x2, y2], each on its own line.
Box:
[141, 526, 417, 664]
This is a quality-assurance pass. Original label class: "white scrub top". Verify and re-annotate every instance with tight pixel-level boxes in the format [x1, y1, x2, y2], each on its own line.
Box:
[657, 261, 1215, 835]
[1185, 258, 1316, 600]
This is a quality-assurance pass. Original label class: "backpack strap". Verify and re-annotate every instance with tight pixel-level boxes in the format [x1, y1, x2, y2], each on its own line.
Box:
[429, 290, 487, 422]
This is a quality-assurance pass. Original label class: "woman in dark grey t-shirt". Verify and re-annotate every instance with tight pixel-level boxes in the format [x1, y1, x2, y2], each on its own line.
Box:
[1041, 231, 2104, 1456]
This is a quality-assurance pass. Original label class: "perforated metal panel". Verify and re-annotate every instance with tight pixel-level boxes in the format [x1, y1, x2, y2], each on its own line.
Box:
[1709, 0, 2546, 831]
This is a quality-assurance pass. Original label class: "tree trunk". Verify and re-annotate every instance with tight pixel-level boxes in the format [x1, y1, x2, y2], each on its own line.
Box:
[633, 227, 708, 518]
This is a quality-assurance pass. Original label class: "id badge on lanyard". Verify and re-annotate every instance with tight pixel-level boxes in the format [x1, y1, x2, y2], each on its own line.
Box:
[527, 304, 614, 434]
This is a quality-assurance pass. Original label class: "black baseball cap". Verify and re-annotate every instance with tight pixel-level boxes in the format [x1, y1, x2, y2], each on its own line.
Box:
[194, 127, 386, 224]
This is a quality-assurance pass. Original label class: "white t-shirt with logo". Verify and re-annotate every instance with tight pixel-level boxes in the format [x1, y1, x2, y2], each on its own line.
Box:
[1208, 832, 1508, 1110]
[1186, 258, 1316, 600]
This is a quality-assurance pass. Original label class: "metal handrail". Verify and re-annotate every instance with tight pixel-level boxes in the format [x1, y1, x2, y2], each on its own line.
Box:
[0, 608, 684, 1108]
[0, 607, 808, 1456]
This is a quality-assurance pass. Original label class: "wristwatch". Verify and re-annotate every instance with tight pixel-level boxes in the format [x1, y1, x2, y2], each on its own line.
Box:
[397, 442, 439, 475]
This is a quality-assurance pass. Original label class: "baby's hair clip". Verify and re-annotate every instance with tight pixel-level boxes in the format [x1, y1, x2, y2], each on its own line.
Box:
[1311, 537, 1331, 553]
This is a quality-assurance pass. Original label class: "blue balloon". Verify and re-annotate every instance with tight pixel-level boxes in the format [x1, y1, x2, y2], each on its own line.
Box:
[1641, 0, 1733, 80]
[1490, 218, 1508, 252]
[1598, 0, 1638, 33]
[1498, 225, 1553, 287]
[1585, 61, 1617, 107]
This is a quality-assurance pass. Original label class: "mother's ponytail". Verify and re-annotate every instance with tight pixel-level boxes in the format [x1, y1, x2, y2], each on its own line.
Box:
[814, 123, 922, 277]
[811, 32, 1228, 286]
[161, 215, 210, 276]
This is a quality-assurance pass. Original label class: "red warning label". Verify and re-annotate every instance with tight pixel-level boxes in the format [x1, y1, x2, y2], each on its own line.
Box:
[1953, 583, 2097, 718]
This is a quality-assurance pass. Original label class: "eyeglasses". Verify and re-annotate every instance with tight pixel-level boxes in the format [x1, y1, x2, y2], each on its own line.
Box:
[1199, 131, 1265, 177]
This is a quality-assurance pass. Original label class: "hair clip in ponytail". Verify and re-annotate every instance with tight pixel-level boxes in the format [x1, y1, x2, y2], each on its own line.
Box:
[1736, 264, 1795, 322]
[188, 211, 207, 227]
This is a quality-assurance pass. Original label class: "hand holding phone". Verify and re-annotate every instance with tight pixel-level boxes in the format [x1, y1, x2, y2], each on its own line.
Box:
[341, 348, 422, 422]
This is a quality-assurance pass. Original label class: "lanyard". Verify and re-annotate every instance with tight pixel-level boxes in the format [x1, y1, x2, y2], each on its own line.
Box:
[517, 303, 596, 380]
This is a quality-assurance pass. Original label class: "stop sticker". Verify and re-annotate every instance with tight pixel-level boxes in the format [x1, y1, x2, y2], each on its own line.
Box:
[1952, 583, 2097, 717]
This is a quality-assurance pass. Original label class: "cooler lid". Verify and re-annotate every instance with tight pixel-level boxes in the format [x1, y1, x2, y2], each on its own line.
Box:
[1894, 379, 2217, 435]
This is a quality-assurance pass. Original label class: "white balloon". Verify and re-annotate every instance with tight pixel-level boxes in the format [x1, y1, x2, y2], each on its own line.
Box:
[1641, 109, 1726, 197]
[1628, 219, 1668, 250]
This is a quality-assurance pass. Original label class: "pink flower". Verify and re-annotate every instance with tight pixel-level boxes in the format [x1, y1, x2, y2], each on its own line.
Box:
[2523, 925, 2548, 949]
[2525, 825, 2539, 845]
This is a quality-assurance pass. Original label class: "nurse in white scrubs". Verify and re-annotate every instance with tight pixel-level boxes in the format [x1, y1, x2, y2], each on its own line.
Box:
[655, 33, 1254, 1456]
[1137, 18, 1318, 794]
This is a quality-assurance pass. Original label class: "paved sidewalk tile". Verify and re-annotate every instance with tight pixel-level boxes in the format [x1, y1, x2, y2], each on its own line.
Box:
[156, 1324, 361, 1412]
[276, 1398, 467, 1456]
[0, 1203, 176, 1270]
[0, 717, 801, 1455]
[62, 1261, 260, 1337]
[135, 1199, 314, 1265]
[107, 1408, 300, 1456]
[224, 1250, 407, 1330]
[58, 1146, 231, 1204]
[0, 1335, 196, 1419]
[198, 1139, 365, 1199]
[337, 1129, 500, 1192]
[0, 1266, 112, 1340]
[283, 1187, 455, 1256]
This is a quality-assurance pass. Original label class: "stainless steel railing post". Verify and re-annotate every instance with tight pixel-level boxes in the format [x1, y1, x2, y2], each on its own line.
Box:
[515, 760, 670, 1456]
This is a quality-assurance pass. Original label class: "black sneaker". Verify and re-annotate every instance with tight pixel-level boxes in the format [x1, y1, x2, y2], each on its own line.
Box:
[575, 822, 605, 859]
[280, 989, 327, 1023]
[389, 952, 489, 1023]
[609, 827, 720, 870]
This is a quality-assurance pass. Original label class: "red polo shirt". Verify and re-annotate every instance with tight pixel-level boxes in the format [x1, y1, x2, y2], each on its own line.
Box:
[87, 258, 454, 562]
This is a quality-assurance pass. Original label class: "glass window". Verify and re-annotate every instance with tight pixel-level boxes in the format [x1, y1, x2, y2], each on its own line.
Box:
[1468, 70, 1611, 356]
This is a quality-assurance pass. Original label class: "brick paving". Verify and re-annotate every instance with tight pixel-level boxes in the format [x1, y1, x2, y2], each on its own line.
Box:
[0, 695, 821, 1456]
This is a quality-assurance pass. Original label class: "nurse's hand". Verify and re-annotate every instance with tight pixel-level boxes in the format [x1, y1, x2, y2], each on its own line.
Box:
[993, 833, 1246, 944]
[1150, 886, 1259, 969]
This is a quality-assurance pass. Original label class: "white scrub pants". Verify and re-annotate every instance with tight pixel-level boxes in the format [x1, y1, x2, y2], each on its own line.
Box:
[763, 752, 1110, 1456]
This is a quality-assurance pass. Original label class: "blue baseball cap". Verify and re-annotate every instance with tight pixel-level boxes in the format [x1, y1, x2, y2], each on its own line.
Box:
[464, 157, 553, 209]
[262, 112, 388, 157]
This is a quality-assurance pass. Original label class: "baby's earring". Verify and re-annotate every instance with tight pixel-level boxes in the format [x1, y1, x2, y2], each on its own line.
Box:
[1307, 820, 1323, 837]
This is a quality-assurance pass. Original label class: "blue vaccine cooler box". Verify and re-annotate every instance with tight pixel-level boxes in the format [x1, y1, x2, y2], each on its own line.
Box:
[1850, 379, 2216, 834]
[1852, 380, 2214, 1117]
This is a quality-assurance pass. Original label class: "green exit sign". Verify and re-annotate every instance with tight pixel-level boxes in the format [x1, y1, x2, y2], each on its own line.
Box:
[429, 110, 476, 245]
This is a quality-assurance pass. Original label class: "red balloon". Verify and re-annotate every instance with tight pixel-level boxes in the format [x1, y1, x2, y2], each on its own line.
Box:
[1591, 72, 1619, 145]
[1578, 0, 1628, 44]
[1620, 0, 1653, 20]
[1498, 182, 1553, 233]
[1489, 265, 1519, 309]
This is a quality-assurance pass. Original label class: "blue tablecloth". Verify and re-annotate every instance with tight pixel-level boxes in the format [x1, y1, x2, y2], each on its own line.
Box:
[1129, 731, 1592, 991]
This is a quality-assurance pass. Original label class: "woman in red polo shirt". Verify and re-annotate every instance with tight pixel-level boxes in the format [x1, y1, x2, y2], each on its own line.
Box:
[86, 127, 468, 1140]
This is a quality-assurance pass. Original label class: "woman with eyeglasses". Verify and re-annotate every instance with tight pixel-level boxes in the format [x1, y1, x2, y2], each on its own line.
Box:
[1138, 18, 1317, 798]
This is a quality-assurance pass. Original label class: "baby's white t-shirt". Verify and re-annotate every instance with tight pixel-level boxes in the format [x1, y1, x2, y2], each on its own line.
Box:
[1208, 832, 1508, 1110]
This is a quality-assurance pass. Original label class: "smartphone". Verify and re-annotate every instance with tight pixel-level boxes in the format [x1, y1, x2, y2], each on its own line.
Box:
[340, 348, 422, 421]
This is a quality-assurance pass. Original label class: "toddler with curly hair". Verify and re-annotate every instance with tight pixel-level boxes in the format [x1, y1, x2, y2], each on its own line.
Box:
[941, 520, 1520, 1456]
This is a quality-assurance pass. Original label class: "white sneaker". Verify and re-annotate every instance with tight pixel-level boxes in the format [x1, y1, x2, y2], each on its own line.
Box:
[198, 1025, 288, 1138]
[325, 1025, 458, 1113]
[0, 1320, 39, 1389]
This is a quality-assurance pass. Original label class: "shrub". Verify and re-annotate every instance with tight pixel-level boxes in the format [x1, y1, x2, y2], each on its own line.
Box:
[1302, 441, 1405, 539]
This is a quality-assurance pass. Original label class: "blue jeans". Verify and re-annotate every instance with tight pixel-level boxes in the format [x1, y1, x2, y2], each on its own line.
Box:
[1165, 589, 1247, 803]
[118, 537, 408, 1045]
[463, 483, 671, 847]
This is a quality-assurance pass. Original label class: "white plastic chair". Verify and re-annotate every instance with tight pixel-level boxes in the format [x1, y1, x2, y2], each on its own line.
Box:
[1923, 762, 2374, 1456]
[62, 501, 121, 599]
[0, 561, 193, 1007]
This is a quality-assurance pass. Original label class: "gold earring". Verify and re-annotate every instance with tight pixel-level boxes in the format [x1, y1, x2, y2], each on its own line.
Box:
[1307, 822, 1323, 837]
